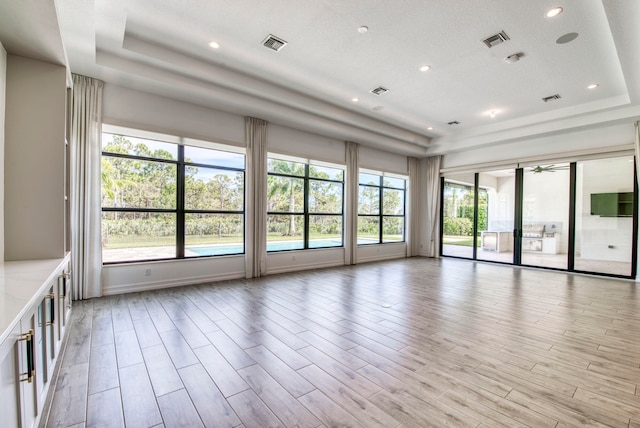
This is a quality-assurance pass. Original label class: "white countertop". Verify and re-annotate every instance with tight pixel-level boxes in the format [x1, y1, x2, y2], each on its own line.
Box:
[0, 256, 69, 344]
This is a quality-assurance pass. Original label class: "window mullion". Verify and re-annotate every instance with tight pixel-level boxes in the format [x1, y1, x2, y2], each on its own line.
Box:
[176, 145, 185, 258]
[379, 177, 383, 244]
[304, 164, 310, 249]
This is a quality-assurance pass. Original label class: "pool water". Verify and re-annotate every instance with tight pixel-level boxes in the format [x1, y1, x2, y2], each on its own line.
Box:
[186, 238, 345, 256]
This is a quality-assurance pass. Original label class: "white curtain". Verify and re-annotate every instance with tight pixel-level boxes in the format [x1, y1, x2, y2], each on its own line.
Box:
[245, 117, 268, 277]
[406, 157, 420, 257]
[424, 155, 442, 258]
[70, 74, 103, 299]
[345, 142, 359, 265]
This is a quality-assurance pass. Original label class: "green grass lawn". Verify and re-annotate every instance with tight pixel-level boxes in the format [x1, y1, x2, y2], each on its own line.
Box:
[103, 234, 244, 249]
[443, 235, 480, 247]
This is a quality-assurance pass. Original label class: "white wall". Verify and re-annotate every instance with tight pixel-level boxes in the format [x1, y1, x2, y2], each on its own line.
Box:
[102, 255, 245, 296]
[522, 169, 570, 253]
[488, 175, 516, 232]
[268, 124, 345, 164]
[360, 145, 408, 174]
[0, 42, 5, 261]
[100, 84, 411, 294]
[576, 156, 635, 263]
[441, 123, 634, 169]
[102, 85, 245, 147]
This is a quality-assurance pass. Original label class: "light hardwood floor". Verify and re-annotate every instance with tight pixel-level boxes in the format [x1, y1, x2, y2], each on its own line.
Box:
[46, 257, 640, 427]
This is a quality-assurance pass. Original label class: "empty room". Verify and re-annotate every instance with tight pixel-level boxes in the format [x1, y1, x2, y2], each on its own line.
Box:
[2, 1, 640, 427]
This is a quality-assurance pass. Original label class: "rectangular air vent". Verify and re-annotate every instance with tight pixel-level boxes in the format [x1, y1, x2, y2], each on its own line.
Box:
[447, 121, 460, 126]
[370, 86, 389, 95]
[262, 34, 287, 51]
[482, 31, 510, 48]
[542, 94, 562, 102]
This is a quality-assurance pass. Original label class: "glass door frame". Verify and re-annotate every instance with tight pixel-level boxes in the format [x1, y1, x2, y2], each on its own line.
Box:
[439, 173, 481, 260]
[440, 159, 639, 279]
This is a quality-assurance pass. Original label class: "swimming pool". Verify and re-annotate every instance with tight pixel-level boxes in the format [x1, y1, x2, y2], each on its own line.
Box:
[186, 238, 345, 256]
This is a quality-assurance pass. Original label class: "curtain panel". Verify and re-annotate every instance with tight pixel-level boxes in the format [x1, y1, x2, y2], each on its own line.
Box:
[407, 157, 420, 257]
[245, 117, 268, 277]
[70, 74, 104, 299]
[424, 155, 442, 258]
[345, 142, 359, 265]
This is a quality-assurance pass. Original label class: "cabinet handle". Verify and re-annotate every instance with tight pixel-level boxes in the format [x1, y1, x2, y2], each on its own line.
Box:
[19, 330, 34, 383]
[59, 273, 68, 298]
[46, 293, 55, 327]
[59, 272, 71, 300]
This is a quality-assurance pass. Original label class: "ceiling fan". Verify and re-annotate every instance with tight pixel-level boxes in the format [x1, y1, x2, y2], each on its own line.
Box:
[530, 164, 569, 173]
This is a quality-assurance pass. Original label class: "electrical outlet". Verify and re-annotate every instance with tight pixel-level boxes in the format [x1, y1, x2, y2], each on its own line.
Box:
[145, 268, 151, 276]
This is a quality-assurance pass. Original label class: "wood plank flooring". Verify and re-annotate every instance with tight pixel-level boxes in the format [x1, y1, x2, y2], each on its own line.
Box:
[46, 257, 640, 427]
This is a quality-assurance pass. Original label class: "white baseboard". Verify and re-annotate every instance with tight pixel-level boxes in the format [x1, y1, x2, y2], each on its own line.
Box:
[357, 253, 406, 264]
[266, 259, 344, 275]
[101, 270, 245, 295]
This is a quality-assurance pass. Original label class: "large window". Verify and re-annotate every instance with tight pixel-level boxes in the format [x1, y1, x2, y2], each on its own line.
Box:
[357, 171, 406, 244]
[101, 129, 245, 263]
[267, 155, 344, 251]
[440, 155, 638, 278]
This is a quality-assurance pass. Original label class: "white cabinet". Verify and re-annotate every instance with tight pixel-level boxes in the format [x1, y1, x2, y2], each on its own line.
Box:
[542, 233, 560, 254]
[0, 324, 21, 428]
[481, 231, 512, 253]
[0, 256, 71, 428]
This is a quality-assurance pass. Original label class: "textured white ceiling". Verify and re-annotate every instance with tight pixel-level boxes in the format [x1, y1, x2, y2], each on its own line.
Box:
[2, 0, 639, 157]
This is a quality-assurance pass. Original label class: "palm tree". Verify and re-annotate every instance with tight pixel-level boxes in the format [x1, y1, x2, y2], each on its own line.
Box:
[268, 160, 304, 236]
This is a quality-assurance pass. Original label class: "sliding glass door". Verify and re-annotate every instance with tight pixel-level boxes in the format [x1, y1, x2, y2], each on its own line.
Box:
[574, 156, 637, 276]
[520, 163, 570, 270]
[476, 169, 515, 264]
[442, 174, 476, 258]
[440, 155, 638, 278]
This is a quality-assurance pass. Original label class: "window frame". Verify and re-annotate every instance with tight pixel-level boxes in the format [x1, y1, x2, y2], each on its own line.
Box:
[357, 170, 407, 245]
[267, 154, 345, 252]
[101, 129, 246, 264]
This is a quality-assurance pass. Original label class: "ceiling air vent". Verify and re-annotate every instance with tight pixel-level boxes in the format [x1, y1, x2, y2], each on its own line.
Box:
[482, 31, 510, 48]
[262, 34, 287, 51]
[542, 94, 562, 102]
[370, 86, 389, 96]
[447, 121, 460, 126]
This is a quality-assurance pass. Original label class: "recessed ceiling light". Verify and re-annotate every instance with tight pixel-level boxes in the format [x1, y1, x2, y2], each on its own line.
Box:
[489, 110, 497, 118]
[358, 26, 368, 33]
[587, 83, 599, 90]
[546, 7, 563, 18]
[352, 97, 359, 102]
[427, 127, 433, 131]
[419, 65, 431, 72]
[208, 41, 221, 49]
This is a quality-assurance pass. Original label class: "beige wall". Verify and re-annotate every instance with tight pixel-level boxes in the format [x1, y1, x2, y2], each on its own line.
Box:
[0, 42, 6, 261]
[4, 55, 66, 260]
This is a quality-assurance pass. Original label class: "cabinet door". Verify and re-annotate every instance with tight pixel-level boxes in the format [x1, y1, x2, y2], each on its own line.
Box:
[19, 305, 39, 428]
[57, 263, 72, 341]
[0, 324, 21, 428]
[35, 300, 47, 415]
[44, 286, 57, 376]
[20, 308, 38, 428]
